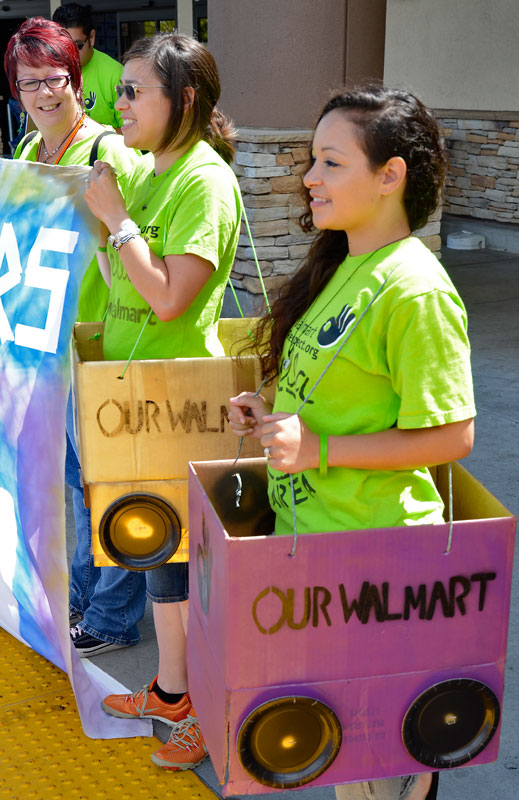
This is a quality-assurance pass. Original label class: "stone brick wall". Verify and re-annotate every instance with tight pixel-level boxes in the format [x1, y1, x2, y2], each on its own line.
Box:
[437, 113, 519, 223]
[413, 209, 442, 253]
[231, 127, 442, 300]
[231, 128, 313, 298]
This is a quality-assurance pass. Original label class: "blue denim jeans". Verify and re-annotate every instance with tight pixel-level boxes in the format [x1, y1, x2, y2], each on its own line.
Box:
[66, 397, 146, 645]
[146, 561, 189, 603]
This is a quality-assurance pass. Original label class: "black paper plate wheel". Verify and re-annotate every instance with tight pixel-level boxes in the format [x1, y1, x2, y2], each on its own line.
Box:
[237, 696, 342, 788]
[402, 678, 500, 768]
[99, 493, 181, 570]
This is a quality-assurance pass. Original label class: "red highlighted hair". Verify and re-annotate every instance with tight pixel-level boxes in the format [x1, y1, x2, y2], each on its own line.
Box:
[4, 17, 82, 104]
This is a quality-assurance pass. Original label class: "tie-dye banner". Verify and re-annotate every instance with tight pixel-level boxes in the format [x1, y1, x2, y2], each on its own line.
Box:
[0, 159, 151, 739]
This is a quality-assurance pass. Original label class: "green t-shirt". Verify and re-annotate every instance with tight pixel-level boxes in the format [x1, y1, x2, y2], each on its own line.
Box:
[270, 237, 476, 535]
[103, 140, 242, 361]
[14, 130, 141, 322]
[82, 49, 123, 129]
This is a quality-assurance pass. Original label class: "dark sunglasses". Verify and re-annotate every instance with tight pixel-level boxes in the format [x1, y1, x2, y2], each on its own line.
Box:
[74, 32, 92, 50]
[115, 83, 169, 101]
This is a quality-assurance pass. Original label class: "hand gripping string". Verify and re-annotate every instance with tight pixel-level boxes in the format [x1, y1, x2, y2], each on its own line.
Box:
[287, 267, 399, 558]
[232, 376, 269, 508]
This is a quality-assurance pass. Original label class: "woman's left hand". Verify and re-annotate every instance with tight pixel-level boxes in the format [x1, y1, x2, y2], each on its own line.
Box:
[84, 160, 128, 230]
[260, 412, 319, 473]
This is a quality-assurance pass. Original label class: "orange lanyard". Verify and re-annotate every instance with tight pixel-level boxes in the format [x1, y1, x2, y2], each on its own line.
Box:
[38, 112, 86, 165]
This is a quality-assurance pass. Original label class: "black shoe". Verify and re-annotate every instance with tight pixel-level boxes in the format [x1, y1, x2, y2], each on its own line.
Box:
[69, 608, 83, 626]
[425, 773, 439, 800]
[70, 625, 131, 658]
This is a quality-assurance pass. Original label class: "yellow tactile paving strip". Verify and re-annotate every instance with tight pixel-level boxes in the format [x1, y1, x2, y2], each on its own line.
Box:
[0, 629, 218, 800]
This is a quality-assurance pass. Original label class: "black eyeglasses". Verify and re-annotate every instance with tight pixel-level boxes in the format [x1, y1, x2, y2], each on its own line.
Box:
[16, 74, 72, 93]
[74, 39, 88, 50]
[115, 83, 169, 101]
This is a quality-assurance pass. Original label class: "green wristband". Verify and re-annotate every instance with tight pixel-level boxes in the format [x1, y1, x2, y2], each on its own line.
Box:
[319, 434, 328, 478]
[97, 246, 107, 252]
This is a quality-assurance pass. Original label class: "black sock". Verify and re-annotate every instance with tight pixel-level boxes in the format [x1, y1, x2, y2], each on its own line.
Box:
[152, 679, 186, 705]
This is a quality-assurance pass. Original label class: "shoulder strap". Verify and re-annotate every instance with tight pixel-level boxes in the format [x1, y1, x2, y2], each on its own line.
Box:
[18, 131, 38, 155]
[89, 131, 117, 166]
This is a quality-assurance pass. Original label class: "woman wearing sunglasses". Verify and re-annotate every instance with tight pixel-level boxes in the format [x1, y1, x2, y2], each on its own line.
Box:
[4, 17, 148, 662]
[83, 33, 242, 770]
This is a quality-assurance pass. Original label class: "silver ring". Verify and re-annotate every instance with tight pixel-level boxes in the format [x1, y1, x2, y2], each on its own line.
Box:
[264, 447, 271, 459]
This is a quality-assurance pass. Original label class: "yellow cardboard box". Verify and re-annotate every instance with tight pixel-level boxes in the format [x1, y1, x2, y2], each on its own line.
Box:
[72, 319, 271, 568]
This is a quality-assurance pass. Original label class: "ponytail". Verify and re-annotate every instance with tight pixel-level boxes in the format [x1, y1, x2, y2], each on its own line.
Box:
[206, 107, 236, 164]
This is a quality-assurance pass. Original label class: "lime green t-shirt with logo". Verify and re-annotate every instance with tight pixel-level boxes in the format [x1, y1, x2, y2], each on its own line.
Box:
[270, 237, 476, 536]
[14, 130, 141, 322]
[103, 140, 242, 361]
[82, 49, 123, 129]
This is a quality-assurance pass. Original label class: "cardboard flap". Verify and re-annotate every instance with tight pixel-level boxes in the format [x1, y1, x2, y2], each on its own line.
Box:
[437, 461, 514, 520]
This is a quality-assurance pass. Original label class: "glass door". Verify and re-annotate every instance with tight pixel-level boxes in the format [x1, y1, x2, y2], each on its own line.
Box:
[117, 6, 178, 58]
[193, 0, 208, 43]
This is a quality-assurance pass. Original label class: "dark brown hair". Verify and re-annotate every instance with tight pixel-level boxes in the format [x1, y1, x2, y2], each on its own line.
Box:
[52, 3, 94, 37]
[123, 33, 236, 163]
[254, 85, 447, 382]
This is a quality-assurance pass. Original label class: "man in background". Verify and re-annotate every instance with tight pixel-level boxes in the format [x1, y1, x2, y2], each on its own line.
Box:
[52, 3, 122, 132]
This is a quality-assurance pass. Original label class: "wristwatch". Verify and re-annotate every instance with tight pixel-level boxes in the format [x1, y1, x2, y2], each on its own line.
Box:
[107, 219, 141, 251]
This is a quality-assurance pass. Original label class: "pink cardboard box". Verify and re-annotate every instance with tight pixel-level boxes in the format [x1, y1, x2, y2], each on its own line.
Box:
[187, 459, 516, 795]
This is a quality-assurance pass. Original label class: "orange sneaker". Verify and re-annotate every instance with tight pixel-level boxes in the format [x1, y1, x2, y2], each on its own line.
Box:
[151, 713, 208, 770]
[102, 678, 191, 725]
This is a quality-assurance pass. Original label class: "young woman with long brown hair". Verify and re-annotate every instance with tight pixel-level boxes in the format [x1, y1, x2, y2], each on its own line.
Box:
[229, 86, 476, 800]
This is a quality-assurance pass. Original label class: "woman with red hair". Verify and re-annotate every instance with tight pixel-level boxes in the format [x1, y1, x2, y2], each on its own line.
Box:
[4, 17, 145, 659]
[5, 16, 139, 320]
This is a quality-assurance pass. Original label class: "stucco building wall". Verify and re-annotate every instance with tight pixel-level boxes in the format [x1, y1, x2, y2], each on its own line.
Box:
[209, 0, 387, 130]
[385, 0, 519, 231]
[209, 0, 348, 130]
[208, 0, 443, 298]
[384, 0, 519, 112]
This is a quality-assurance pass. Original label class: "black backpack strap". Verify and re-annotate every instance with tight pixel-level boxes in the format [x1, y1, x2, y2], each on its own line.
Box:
[89, 131, 117, 166]
[18, 130, 38, 155]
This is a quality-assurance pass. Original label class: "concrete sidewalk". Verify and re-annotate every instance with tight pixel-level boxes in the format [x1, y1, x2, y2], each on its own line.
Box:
[69, 247, 519, 800]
